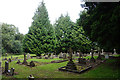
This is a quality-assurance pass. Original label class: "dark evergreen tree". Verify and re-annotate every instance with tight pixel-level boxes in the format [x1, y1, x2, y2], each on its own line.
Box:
[23, 1, 55, 56]
[78, 2, 120, 52]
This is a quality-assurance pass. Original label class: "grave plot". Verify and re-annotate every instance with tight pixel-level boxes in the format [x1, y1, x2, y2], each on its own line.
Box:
[58, 48, 106, 74]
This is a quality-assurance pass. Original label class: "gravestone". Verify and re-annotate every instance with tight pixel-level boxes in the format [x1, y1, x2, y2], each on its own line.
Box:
[90, 49, 96, 62]
[30, 61, 35, 67]
[45, 55, 48, 59]
[8, 58, 11, 62]
[105, 52, 109, 59]
[59, 52, 63, 58]
[114, 49, 117, 55]
[66, 47, 77, 70]
[5, 61, 9, 73]
[16, 60, 21, 64]
[22, 53, 28, 65]
[28, 75, 34, 80]
[97, 47, 102, 60]
[27, 53, 31, 59]
[10, 68, 15, 76]
[101, 49, 104, 55]
[50, 53, 54, 59]
[63, 53, 66, 59]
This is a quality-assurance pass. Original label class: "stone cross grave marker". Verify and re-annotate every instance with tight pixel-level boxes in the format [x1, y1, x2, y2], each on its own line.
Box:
[22, 53, 28, 65]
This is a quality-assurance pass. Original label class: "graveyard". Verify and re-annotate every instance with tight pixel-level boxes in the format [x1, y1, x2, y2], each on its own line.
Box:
[0, 1, 120, 80]
[0, 51, 120, 79]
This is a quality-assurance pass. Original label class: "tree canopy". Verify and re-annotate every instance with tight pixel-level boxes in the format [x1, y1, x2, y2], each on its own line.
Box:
[77, 2, 120, 52]
[23, 1, 55, 56]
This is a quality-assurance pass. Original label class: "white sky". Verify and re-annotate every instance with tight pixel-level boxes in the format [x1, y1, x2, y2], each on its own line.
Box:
[0, 0, 84, 34]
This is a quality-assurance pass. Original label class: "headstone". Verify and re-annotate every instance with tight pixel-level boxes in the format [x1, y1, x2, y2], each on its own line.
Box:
[44, 55, 48, 59]
[50, 53, 54, 59]
[59, 52, 63, 58]
[101, 49, 104, 55]
[114, 48, 117, 54]
[28, 75, 34, 80]
[5, 61, 9, 73]
[30, 61, 35, 67]
[8, 58, 11, 62]
[16, 60, 21, 64]
[63, 53, 66, 59]
[27, 53, 31, 59]
[105, 52, 109, 59]
[10, 68, 15, 76]
[22, 53, 28, 65]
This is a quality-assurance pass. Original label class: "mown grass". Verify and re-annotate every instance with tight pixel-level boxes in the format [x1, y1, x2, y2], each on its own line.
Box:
[1, 54, 120, 79]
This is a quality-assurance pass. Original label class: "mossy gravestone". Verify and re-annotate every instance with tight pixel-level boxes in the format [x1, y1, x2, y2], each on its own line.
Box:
[66, 47, 77, 70]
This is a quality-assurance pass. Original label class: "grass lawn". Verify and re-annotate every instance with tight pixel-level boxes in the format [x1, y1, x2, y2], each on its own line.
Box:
[1, 54, 120, 79]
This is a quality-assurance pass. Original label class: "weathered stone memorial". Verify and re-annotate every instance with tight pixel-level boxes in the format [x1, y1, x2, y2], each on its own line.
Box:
[22, 53, 28, 65]
[66, 47, 77, 70]
[63, 53, 66, 59]
[27, 53, 31, 59]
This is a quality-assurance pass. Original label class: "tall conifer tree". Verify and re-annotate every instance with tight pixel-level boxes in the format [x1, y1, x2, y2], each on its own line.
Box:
[23, 1, 55, 55]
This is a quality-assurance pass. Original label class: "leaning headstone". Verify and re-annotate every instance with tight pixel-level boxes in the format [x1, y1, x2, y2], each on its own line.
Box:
[10, 68, 15, 76]
[22, 53, 28, 65]
[30, 61, 35, 67]
[5, 61, 9, 73]
[90, 49, 96, 62]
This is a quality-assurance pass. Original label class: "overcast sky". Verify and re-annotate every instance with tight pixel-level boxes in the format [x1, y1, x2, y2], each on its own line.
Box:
[0, 0, 84, 34]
